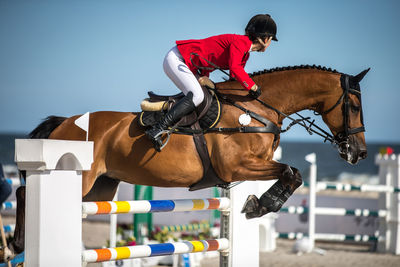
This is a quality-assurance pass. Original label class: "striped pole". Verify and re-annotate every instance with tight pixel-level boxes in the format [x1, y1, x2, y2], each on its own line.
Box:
[82, 198, 230, 216]
[82, 238, 229, 263]
[277, 232, 380, 242]
[303, 181, 400, 193]
[280, 206, 387, 217]
[1, 201, 16, 210]
[159, 222, 212, 232]
[3, 224, 15, 233]
[5, 178, 22, 187]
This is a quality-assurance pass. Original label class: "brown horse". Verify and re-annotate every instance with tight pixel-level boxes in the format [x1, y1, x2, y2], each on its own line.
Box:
[9, 65, 369, 254]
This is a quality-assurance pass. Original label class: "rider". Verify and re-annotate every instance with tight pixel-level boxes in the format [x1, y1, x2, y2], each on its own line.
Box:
[145, 14, 278, 151]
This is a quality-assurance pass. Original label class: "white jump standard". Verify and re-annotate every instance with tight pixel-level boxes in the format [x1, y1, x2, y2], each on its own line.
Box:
[15, 139, 93, 267]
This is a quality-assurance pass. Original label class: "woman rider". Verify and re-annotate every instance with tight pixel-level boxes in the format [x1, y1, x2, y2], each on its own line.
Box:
[146, 14, 278, 151]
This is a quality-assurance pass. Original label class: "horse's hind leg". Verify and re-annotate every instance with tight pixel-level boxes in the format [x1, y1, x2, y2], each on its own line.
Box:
[9, 186, 25, 254]
[242, 165, 302, 219]
[83, 175, 120, 201]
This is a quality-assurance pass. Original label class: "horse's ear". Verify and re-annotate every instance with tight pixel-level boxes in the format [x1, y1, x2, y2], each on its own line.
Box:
[354, 68, 370, 83]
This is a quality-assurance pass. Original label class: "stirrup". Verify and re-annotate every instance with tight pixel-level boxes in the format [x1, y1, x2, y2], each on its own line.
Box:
[153, 129, 172, 152]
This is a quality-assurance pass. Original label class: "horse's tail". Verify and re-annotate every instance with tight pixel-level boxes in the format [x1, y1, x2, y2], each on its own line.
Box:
[29, 116, 67, 139]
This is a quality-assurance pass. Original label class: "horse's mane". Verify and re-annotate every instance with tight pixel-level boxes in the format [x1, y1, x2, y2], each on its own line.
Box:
[229, 64, 341, 81]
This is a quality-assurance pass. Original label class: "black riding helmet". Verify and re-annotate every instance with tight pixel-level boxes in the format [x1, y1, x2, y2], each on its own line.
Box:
[245, 14, 278, 42]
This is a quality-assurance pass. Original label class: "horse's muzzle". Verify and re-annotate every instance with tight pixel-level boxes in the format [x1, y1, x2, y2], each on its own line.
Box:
[338, 137, 367, 165]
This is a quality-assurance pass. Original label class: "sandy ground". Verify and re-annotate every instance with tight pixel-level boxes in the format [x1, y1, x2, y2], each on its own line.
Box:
[201, 239, 400, 267]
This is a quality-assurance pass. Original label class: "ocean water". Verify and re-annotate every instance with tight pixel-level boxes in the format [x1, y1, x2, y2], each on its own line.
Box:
[279, 141, 400, 183]
[1, 133, 399, 183]
[0, 133, 27, 165]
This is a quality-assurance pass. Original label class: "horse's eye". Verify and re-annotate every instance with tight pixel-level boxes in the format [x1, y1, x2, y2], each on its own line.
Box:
[351, 105, 360, 113]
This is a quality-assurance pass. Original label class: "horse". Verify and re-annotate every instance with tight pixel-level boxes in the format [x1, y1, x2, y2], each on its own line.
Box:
[8, 65, 369, 255]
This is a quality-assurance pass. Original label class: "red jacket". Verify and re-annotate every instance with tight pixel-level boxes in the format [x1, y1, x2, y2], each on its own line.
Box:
[176, 34, 255, 90]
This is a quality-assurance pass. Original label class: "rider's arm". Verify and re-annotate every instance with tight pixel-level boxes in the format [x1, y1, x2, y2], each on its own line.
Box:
[228, 41, 256, 90]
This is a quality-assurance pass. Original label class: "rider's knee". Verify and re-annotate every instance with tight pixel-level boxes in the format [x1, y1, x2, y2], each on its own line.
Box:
[192, 91, 204, 106]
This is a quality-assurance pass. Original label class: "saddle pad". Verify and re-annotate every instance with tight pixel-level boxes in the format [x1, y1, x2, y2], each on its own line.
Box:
[139, 94, 221, 131]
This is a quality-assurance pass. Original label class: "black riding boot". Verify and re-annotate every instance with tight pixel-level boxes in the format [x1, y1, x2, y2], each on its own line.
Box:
[145, 92, 196, 151]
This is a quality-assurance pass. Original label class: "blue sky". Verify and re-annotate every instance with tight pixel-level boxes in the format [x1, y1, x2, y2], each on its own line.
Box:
[0, 0, 399, 143]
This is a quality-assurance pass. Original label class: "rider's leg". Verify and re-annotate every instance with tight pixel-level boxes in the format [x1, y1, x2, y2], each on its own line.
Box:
[145, 46, 203, 151]
[162, 46, 204, 106]
[145, 92, 195, 151]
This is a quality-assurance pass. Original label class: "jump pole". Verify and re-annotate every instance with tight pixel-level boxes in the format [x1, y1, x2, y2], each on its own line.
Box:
[15, 139, 93, 267]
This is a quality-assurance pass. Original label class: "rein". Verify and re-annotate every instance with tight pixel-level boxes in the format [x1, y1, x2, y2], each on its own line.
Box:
[253, 97, 336, 143]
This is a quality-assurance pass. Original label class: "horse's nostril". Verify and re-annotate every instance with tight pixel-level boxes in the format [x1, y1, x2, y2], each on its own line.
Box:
[359, 151, 368, 159]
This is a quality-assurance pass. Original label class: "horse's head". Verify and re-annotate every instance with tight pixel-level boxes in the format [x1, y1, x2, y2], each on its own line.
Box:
[320, 68, 370, 164]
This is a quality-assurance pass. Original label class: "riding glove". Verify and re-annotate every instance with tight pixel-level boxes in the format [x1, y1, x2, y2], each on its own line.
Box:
[249, 86, 262, 99]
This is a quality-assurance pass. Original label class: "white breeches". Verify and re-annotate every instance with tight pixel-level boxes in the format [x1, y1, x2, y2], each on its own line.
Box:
[163, 46, 204, 106]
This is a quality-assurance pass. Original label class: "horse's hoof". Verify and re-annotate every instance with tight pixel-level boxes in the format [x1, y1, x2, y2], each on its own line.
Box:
[241, 195, 259, 214]
[245, 211, 259, 219]
[245, 206, 269, 219]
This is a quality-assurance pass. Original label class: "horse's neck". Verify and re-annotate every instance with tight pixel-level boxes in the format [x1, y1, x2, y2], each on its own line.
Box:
[256, 70, 341, 116]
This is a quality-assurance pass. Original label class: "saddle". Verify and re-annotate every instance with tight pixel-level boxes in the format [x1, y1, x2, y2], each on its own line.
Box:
[139, 87, 220, 130]
[139, 87, 229, 191]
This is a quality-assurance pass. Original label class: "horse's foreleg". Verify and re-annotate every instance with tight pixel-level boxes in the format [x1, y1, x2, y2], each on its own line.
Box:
[236, 160, 303, 219]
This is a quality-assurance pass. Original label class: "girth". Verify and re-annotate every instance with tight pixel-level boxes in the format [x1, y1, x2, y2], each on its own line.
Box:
[189, 121, 230, 191]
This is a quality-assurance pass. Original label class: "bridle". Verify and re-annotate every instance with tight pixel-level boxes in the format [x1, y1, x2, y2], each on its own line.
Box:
[251, 74, 365, 153]
[318, 75, 365, 151]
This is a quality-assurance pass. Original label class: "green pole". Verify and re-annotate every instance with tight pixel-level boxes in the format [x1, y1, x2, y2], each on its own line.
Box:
[211, 187, 220, 224]
[133, 185, 153, 244]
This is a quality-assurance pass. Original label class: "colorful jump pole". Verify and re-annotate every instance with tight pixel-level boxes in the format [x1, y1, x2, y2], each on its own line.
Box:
[83, 238, 229, 263]
[82, 198, 230, 216]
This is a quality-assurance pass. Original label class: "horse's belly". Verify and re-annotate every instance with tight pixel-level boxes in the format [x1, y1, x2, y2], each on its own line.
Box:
[107, 130, 204, 188]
